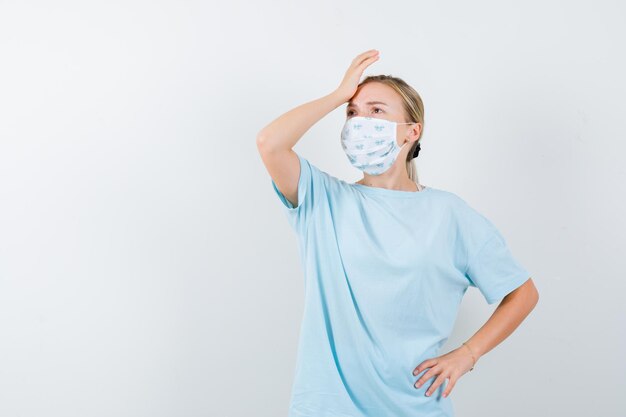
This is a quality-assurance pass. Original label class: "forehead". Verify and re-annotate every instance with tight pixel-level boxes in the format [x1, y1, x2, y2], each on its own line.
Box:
[347, 82, 400, 108]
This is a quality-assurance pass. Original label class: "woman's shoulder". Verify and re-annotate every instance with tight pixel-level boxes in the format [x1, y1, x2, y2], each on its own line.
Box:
[436, 189, 497, 232]
[421, 186, 467, 205]
[423, 187, 487, 220]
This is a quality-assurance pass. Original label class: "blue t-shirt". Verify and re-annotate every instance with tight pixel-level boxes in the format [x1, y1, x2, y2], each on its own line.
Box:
[270, 153, 531, 417]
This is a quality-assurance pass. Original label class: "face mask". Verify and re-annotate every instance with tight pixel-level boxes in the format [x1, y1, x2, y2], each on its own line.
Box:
[340, 116, 415, 175]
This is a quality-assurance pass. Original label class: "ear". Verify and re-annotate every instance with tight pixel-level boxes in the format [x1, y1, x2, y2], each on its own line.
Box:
[412, 123, 423, 138]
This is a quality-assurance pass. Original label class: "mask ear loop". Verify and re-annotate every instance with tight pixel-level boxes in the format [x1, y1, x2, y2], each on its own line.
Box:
[397, 122, 421, 159]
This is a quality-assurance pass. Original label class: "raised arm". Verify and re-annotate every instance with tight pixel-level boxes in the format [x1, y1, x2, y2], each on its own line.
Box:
[256, 49, 380, 207]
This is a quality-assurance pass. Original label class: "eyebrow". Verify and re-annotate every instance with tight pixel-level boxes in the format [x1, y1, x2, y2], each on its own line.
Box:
[346, 101, 389, 108]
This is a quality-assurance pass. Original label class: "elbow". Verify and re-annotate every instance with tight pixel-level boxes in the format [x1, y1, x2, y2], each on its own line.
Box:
[256, 132, 267, 148]
[256, 131, 278, 152]
[256, 133, 272, 154]
[256, 133, 290, 155]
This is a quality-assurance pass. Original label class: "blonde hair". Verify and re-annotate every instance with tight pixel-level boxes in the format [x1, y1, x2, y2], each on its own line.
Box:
[357, 75, 425, 183]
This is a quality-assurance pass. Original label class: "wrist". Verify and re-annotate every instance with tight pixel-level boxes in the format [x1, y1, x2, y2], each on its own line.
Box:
[462, 342, 478, 371]
[329, 88, 351, 105]
[463, 340, 485, 359]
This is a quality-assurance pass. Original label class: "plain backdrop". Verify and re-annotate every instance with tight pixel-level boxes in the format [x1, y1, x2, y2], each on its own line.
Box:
[1, 1, 624, 416]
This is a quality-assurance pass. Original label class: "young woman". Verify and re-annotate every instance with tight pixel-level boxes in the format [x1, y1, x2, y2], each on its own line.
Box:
[256, 49, 539, 417]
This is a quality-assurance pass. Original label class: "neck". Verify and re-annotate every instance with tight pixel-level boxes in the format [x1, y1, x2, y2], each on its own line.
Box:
[357, 176, 420, 192]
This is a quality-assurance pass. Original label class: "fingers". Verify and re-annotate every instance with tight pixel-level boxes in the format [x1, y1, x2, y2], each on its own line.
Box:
[413, 362, 439, 389]
[352, 49, 379, 67]
[353, 49, 378, 62]
[425, 373, 450, 397]
[413, 359, 458, 398]
[442, 376, 457, 398]
[358, 54, 379, 70]
[413, 358, 437, 377]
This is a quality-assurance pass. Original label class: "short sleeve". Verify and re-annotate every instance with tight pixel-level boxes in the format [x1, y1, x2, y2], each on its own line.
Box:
[457, 198, 531, 305]
[464, 229, 531, 304]
[270, 152, 328, 234]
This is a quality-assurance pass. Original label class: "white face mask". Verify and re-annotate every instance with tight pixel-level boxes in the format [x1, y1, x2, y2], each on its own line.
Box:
[340, 116, 415, 175]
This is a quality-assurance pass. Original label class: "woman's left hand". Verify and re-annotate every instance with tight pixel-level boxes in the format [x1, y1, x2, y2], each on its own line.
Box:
[411, 345, 477, 398]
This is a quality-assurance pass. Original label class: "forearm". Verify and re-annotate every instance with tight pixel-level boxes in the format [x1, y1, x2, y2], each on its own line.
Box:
[256, 90, 347, 151]
[464, 283, 539, 361]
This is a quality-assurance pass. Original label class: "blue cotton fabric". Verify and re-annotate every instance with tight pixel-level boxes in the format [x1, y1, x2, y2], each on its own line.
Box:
[270, 153, 531, 417]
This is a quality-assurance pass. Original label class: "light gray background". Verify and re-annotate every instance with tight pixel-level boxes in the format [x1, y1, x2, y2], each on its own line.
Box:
[1, 1, 624, 416]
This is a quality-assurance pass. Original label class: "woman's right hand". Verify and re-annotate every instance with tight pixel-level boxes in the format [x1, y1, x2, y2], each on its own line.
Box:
[334, 49, 380, 103]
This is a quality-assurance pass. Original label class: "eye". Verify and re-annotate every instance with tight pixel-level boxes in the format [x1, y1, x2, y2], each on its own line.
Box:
[347, 110, 354, 116]
[373, 107, 383, 114]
